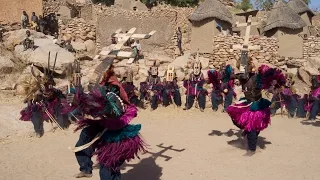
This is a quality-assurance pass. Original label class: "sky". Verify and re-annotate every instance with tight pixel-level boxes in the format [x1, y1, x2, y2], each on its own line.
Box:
[248, 0, 320, 9]
[310, 0, 320, 9]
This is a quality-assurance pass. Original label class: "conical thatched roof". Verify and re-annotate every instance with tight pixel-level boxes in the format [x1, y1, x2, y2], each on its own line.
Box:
[264, 1, 306, 32]
[189, 0, 233, 24]
[288, 0, 315, 16]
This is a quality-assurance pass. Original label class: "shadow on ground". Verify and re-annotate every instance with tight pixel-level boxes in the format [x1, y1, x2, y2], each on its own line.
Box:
[300, 120, 320, 127]
[121, 143, 186, 180]
[209, 129, 272, 150]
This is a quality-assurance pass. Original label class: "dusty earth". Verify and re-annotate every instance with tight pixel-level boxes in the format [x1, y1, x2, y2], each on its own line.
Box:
[0, 91, 320, 180]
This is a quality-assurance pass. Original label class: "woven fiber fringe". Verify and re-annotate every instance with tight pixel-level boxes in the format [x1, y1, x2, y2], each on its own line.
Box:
[227, 103, 271, 132]
[96, 134, 148, 171]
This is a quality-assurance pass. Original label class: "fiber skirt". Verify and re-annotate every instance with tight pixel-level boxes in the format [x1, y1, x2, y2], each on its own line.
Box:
[226, 98, 271, 132]
[94, 124, 147, 171]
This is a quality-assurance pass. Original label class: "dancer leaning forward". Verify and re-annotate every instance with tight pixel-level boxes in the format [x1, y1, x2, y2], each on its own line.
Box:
[226, 57, 285, 156]
[64, 58, 147, 179]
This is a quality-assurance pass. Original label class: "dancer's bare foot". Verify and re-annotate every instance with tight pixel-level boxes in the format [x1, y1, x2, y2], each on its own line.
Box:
[74, 172, 93, 178]
[243, 150, 256, 157]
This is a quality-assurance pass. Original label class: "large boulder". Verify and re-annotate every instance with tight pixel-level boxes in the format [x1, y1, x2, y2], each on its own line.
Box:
[14, 37, 75, 73]
[4, 29, 46, 50]
[169, 53, 191, 69]
[199, 57, 209, 69]
[0, 46, 15, 73]
[147, 53, 173, 64]
[84, 40, 96, 54]
[71, 41, 86, 51]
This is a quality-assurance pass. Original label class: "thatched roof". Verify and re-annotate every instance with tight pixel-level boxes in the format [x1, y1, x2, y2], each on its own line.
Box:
[264, 1, 306, 32]
[189, 0, 233, 24]
[288, 0, 315, 16]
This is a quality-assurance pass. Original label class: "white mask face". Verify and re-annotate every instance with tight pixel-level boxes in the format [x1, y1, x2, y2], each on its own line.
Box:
[193, 62, 201, 76]
[150, 66, 158, 76]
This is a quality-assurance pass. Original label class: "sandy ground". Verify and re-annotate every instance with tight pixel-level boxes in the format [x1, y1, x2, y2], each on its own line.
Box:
[0, 91, 320, 180]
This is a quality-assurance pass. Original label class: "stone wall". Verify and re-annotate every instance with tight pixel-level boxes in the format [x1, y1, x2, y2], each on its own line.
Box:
[303, 36, 320, 58]
[0, 0, 43, 23]
[43, 0, 67, 15]
[94, 5, 193, 51]
[59, 17, 96, 42]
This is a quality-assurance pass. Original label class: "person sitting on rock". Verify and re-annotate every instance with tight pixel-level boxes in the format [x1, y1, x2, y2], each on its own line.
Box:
[23, 30, 35, 51]
[65, 39, 75, 53]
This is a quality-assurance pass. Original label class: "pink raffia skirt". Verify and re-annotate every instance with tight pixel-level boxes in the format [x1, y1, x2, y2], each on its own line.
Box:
[226, 98, 271, 132]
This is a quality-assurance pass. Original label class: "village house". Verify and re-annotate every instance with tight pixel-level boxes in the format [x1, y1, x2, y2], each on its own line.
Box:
[189, 0, 233, 54]
[288, 0, 315, 36]
[264, 0, 306, 58]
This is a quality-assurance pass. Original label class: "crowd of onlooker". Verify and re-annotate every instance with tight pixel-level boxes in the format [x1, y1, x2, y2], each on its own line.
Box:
[21, 11, 59, 36]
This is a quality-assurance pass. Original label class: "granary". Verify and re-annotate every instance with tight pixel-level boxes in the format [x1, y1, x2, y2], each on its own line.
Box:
[189, 0, 233, 53]
[288, 0, 315, 36]
[0, 0, 43, 24]
[264, 0, 306, 58]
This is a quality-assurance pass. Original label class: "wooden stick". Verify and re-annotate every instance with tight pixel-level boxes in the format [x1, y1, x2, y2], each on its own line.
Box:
[69, 128, 108, 152]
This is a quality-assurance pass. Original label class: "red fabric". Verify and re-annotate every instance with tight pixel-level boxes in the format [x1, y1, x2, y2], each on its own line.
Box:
[317, 75, 320, 82]
[101, 75, 130, 105]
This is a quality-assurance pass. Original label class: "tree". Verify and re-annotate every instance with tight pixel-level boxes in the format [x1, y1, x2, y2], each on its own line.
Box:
[254, 0, 311, 11]
[303, 0, 311, 4]
[235, 0, 253, 11]
[253, 0, 275, 11]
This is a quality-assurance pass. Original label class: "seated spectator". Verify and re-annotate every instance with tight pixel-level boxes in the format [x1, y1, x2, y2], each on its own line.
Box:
[23, 30, 35, 51]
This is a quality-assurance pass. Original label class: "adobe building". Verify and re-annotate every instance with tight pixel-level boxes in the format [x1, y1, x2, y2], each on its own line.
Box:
[189, 0, 233, 54]
[264, 1, 306, 58]
[288, 0, 315, 37]
[0, 0, 43, 23]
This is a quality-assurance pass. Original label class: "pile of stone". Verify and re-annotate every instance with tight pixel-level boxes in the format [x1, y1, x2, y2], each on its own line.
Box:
[59, 17, 96, 42]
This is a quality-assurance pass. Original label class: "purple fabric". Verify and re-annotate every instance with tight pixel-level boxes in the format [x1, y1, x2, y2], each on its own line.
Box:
[311, 87, 320, 98]
[20, 97, 61, 122]
[258, 65, 286, 90]
[183, 80, 206, 96]
[207, 70, 221, 88]
[75, 104, 138, 131]
[227, 103, 271, 132]
[122, 83, 137, 100]
[305, 102, 312, 112]
[282, 88, 292, 96]
[96, 134, 147, 171]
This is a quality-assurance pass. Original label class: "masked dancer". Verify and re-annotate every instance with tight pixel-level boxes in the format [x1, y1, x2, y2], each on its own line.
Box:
[183, 58, 207, 112]
[140, 61, 164, 111]
[226, 57, 285, 155]
[305, 70, 320, 120]
[162, 66, 182, 108]
[20, 52, 69, 137]
[67, 58, 147, 179]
